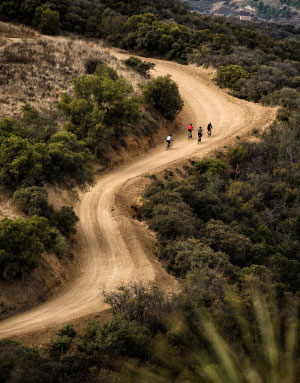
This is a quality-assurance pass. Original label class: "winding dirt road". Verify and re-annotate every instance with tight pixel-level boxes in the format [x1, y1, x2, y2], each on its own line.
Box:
[0, 55, 275, 339]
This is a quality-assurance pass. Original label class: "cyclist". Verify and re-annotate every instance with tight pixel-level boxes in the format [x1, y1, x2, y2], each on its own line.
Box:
[197, 126, 203, 144]
[187, 123, 194, 139]
[166, 134, 173, 150]
[207, 122, 213, 137]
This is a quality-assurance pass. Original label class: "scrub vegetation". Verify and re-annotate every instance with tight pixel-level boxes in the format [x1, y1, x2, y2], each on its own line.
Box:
[1, 1, 300, 382]
[0, 46, 183, 281]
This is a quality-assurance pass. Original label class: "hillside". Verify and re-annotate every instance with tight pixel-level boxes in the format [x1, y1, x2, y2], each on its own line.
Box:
[0, 21, 178, 320]
[0, 23, 146, 119]
[1, 1, 300, 381]
[0, 51, 274, 340]
[188, 0, 300, 25]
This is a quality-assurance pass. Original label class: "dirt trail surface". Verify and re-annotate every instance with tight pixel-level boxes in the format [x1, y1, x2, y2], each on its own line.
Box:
[0, 54, 275, 340]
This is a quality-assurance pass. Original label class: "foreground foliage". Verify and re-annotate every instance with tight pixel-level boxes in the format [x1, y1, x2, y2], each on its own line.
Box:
[0, 282, 299, 382]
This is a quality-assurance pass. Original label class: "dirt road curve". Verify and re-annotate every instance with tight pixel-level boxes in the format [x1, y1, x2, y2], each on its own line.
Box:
[0, 55, 275, 339]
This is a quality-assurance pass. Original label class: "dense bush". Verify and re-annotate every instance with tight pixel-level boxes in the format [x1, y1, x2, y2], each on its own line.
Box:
[0, 339, 57, 383]
[123, 57, 155, 78]
[0, 108, 93, 189]
[143, 75, 184, 120]
[97, 315, 149, 359]
[58, 68, 141, 152]
[142, 114, 300, 291]
[13, 187, 79, 237]
[37, 8, 61, 35]
[46, 132, 93, 187]
[84, 57, 104, 74]
[217, 64, 249, 90]
[13, 186, 49, 216]
[0, 216, 61, 280]
[103, 283, 173, 331]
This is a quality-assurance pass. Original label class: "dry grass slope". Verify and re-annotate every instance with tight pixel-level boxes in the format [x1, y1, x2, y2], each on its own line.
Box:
[0, 22, 146, 119]
[0, 21, 156, 320]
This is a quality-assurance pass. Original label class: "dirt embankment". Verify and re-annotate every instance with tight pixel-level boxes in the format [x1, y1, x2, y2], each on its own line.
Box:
[0, 49, 276, 343]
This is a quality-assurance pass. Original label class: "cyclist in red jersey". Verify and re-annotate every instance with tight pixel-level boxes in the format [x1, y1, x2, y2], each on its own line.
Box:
[187, 123, 193, 139]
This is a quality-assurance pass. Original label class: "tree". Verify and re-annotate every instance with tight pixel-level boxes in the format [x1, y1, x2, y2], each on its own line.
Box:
[149, 201, 199, 240]
[58, 69, 141, 151]
[143, 75, 184, 120]
[163, 239, 233, 278]
[38, 8, 61, 35]
[46, 131, 93, 187]
[97, 315, 149, 359]
[13, 186, 49, 216]
[204, 219, 253, 266]
[0, 136, 49, 187]
[0, 217, 51, 280]
[217, 65, 249, 91]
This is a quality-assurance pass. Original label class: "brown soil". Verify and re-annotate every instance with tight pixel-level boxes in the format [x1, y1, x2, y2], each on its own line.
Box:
[0, 48, 276, 343]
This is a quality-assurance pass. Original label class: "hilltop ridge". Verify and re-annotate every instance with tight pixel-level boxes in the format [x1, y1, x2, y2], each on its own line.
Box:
[188, 0, 300, 25]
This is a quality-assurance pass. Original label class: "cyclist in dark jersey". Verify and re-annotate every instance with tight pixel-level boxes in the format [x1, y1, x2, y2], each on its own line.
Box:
[197, 127, 203, 144]
[207, 122, 213, 137]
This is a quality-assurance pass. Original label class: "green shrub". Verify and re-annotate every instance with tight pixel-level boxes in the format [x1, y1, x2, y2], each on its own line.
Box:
[13, 187, 79, 237]
[38, 8, 61, 35]
[0, 129, 93, 189]
[50, 206, 79, 237]
[204, 219, 253, 266]
[13, 186, 49, 216]
[58, 324, 76, 338]
[0, 217, 52, 280]
[149, 201, 199, 240]
[163, 239, 233, 278]
[58, 72, 141, 150]
[143, 75, 184, 120]
[103, 283, 173, 332]
[227, 144, 248, 178]
[217, 64, 249, 91]
[49, 335, 73, 358]
[0, 339, 53, 383]
[123, 57, 155, 78]
[84, 58, 104, 74]
[94, 63, 119, 80]
[193, 158, 229, 189]
[46, 131, 93, 187]
[194, 158, 228, 178]
[0, 136, 49, 187]
[97, 315, 149, 359]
